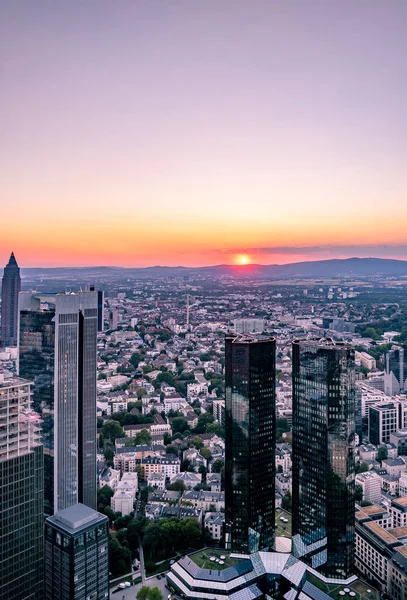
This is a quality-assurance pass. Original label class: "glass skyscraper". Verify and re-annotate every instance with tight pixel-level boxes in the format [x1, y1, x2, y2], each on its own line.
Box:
[45, 503, 109, 599]
[0, 376, 43, 599]
[225, 334, 276, 554]
[0, 252, 21, 347]
[18, 291, 98, 514]
[292, 338, 355, 579]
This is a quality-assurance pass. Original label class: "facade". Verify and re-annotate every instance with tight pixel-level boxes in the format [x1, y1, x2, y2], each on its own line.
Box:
[225, 334, 276, 554]
[45, 503, 109, 600]
[385, 346, 406, 395]
[0, 376, 43, 600]
[292, 338, 356, 579]
[355, 471, 382, 504]
[369, 401, 398, 445]
[0, 252, 21, 346]
[18, 291, 98, 514]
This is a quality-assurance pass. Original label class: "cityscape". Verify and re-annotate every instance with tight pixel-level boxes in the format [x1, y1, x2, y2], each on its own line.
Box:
[1, 2, 407, 600]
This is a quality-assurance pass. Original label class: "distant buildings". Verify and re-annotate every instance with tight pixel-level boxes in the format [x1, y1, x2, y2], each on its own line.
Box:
[45, 503, 109, 600]
[18, 291, 98, 513]
[0, 252, 21, 346]
[292, 338, 356, 579]
[225, 334, 275, 554]
[0, 376, 43, 599]
[385, 346, 406, 395]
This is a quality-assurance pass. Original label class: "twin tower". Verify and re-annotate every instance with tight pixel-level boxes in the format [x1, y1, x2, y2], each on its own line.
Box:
[224, 334, 356, 579]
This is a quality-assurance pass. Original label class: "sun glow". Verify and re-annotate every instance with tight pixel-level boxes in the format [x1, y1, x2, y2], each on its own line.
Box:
[237, 254, 250, 265]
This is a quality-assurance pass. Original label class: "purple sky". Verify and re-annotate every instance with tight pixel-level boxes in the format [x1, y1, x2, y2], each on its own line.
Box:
[1, 1, 407, 266]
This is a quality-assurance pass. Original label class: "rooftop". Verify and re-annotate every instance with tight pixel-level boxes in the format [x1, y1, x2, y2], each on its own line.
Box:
[188, 548, 245, 572]
[47, 503, 106, 533]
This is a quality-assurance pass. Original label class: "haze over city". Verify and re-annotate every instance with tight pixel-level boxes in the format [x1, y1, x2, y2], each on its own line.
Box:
[1, 1, 407, 267]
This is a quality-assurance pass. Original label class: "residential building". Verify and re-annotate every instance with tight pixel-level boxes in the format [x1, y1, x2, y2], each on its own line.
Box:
[0, 252, 21, 346]
[292, 338, 356, 579]
[18, 291, 98, 514]
[355, 471, 382, 504]
[204, 512, 225, 540]
[225, 334, 276, 554]
[147, 472, 166, 490]
[183, 490, 225, 512]
[0, 375, 43, 600]
[230, 318, 265, 334]
[212, 398, 225, 425]
[171, 471, 201, 489]
[45, 503, 109, 599]
[389, 497, 407, 528]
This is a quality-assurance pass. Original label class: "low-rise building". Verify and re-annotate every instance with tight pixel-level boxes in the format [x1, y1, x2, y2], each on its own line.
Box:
[204, 512, 224, 540]
[147, 472, 166, 491]
[182, 490, 225, 512]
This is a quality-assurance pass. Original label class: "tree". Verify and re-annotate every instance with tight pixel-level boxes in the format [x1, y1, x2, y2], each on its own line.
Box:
[356, 462, 369, 474]
[211, 459, 224, 473]
[136, 586, 150, 600]
[104, 446, 114, 466]
[97, 485, 114, 511]
[189, 436, 204, 450]
[102, 420, 126, 443]
[281, 491, 292, 512]
[135, 429, 152, 446]
[130, 352, 143, 368]
[377, 446, 388, 462]
[155, 371, 174, 386]
[206, 422, 222, 436]
[355, 484, 363, 502]
[171, 417, 189, 435]
[166, 445, 179, 456]
[168, 480, 186, 492]
[195, 412, 214, 433]
[200, 447, 212, 461]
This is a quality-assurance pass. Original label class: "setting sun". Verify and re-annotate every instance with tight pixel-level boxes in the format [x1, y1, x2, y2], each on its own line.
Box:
[237, 255, 250, 265]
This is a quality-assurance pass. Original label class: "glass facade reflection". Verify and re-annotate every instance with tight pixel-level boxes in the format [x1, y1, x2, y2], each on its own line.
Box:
[19, 291, 98, 514]
[225, 334, 276, 554]
[292, 338, 355, 579]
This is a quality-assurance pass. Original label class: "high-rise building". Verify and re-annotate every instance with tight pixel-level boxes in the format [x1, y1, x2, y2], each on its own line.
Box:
[45, 503, 109, 600]
[225, 334, 276, 554]
[292, 338, 355, 579]
[1, 252, 21, 346]
[385, 346, 406, 395]
[0, 375, 43, 599]
[18, 291, 98, 514]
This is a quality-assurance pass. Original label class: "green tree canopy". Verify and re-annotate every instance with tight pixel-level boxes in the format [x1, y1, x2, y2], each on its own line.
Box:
[102, 420, 126, 443]
[135, 429, 152, 445]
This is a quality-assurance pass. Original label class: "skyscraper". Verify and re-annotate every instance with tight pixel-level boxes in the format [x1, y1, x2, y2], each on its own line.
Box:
[225, 334, 276, 554]
[45, 503, 109, 600]
[0, 375, 43, 599]
[0, 252, 21, 346]
[18, 291, 98, 514]
[384, 346, 406, 395]
[292, 338, 355, 579]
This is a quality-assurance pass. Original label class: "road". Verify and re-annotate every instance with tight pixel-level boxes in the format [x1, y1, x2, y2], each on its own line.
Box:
[110, 572, 170, 599]
[139, 538, 146, 583]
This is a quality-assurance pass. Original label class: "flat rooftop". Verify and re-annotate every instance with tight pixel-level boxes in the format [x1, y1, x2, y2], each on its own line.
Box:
[47, 503, 106, 533]
[189, 549, 243, 571]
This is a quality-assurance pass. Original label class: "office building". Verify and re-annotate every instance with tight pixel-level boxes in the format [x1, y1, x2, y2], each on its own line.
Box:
[45, 503, 109, 600]
[369, 401, 398, 445]
[385, 346, 406, 395]
[355, 471, 382, 504]
[18, 291, 98, 513]
[292, 338, 355, 578]
[225, 334, 276, 554]
[1, 252, 21, 346]
[0, 375, 43, 599]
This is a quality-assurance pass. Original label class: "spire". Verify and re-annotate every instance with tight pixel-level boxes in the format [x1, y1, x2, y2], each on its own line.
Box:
[6, 252, 18, 267]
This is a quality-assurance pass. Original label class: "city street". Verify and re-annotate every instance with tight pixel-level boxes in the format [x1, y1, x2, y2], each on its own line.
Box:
[110, 573, 170, 599]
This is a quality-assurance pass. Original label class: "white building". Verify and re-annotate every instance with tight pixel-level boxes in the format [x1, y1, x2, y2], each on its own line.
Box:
[111, 472, 138, 516]
[355, 471, 382, 504]
[204, 512, 224, 541]
[147, 472, 166, 491]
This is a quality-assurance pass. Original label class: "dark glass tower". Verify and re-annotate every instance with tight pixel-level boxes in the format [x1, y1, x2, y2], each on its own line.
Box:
[292, 338, 355, 579]
[0, 377, 43, 599]
[18, 291, 98, 514]
[225, 334, 276, 554]
[1, 252, 21, 346]
[45, 503, 109, 600]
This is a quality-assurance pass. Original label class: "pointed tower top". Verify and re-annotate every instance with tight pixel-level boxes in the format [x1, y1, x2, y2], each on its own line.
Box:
[6, 252, 18, 267]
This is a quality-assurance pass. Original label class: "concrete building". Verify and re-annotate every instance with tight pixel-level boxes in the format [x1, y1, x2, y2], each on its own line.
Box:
[355, 471, 382, 504]
[369, 401, 398, 445]
[45, 503, 109, 600]
[0, 375, 43, 600]
[204, 512, 225, 540]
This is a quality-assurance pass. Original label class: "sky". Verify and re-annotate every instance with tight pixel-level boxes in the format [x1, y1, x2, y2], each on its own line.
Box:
[1, 0, 407, 267]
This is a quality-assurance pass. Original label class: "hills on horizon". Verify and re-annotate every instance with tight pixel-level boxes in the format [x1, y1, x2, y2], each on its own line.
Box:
[9, 256, 407, 280]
